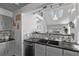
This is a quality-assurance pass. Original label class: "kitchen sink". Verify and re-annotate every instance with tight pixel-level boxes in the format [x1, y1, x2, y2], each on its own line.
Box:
[38, 39, 48, 43]
[48, 40, 59, 45]
[38, 39, 59, 46]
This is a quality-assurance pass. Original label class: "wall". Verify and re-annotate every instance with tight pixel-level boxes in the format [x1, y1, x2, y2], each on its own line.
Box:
[22, 13, 47, 39]
[76, 3, 79, 44]
[22, 12, 34, 35]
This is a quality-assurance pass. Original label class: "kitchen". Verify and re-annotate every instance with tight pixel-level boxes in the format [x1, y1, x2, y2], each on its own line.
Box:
[22, 3, 79, 56]
[0, 3, 79, 56]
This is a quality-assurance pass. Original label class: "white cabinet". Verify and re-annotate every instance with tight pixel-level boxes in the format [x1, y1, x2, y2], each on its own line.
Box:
[63, 50, 77, 56]
[0, 42, 6, 56]
[34, 43, 79, 56]
[6, 40, 15, 56]
[47, 46, 62, 56]
[0, 40, 15, 56]
[76, 52, 79, 56]
[35, 44, 46, 56]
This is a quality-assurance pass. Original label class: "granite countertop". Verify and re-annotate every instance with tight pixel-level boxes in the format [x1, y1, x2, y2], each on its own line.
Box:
[32, 32, 73, 36]
[24, 38, 79, 52]
[0, 38, 15, 43]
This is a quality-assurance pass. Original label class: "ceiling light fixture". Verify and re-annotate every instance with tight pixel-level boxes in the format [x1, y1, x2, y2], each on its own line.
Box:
[53, 15, 58, 20]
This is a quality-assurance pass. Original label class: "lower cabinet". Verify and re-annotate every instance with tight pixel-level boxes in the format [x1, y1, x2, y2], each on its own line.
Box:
[6, 40, 15, 56]
[63, 50, 77, 56]
[35, 44, 46, 56]
[0, 40, 15, 56]
[0, 42, 7, 56]
[47, 46, 62, 56]
[34, 43, 79, 56]
[76, 52, 79, 56]
[35, 44, 62, 56]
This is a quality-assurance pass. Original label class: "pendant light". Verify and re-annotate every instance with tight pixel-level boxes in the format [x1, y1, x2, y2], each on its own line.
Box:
[53, 14, 58, 20]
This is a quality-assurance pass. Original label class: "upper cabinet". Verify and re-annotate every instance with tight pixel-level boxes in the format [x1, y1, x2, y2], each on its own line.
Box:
[0, 15, 13, 30]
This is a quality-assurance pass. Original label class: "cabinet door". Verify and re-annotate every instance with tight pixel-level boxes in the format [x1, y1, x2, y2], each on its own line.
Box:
[76, 52, 79, 56]
[47, 46, 62, 56]
[35, 44, 45, 56]
[0, 43, 6, 56]
[7, 40, 15, 56]
[63, 50, 77, 56]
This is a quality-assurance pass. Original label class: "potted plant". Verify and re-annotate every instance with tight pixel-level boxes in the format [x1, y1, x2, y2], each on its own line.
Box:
[63, 26, 68, 34]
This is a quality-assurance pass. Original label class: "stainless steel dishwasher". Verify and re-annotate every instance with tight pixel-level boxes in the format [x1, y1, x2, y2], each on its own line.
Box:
[24, 41, 34, 56]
